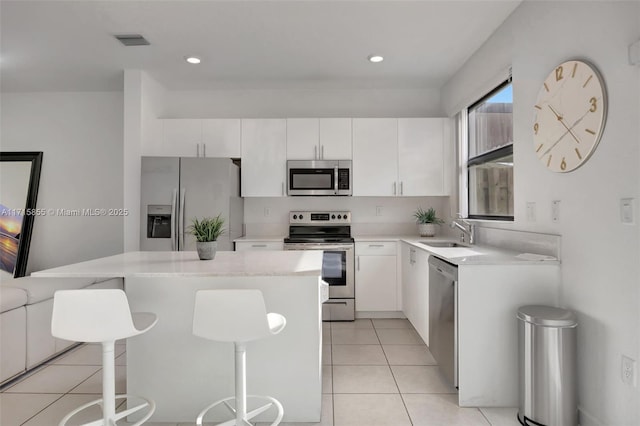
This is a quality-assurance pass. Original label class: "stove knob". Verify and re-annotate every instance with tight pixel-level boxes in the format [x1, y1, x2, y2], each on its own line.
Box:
[343, 213, 348, 219]
[331, 214, 336, 219]
[299, 214, 304, 220]
[293, 214, 297, 220]
[337, 215, 342, 219]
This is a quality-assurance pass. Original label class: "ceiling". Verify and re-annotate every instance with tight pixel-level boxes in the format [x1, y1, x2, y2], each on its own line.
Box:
[0, 1, 521, 92]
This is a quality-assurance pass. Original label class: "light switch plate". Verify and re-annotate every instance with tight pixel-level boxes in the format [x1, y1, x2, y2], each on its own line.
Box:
[620, 198, 634, 224]
[552, 200, 560, 223]
[526, 202, 536, 222]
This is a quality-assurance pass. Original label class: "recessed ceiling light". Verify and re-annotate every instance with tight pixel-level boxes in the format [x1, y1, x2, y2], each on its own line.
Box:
[368, 55, 384, 63]
[185, 56, 201, 64]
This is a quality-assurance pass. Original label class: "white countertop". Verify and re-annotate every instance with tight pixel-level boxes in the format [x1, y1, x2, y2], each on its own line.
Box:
[401, 238, 558, 265]
[32, 250, 324, 278]
[230, 234, 559, 266]
[353, 235, 558, 265]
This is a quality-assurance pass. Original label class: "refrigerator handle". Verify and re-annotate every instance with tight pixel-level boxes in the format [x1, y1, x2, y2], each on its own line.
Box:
[179, 188, 186, 250]
[171, 189, 178, 251]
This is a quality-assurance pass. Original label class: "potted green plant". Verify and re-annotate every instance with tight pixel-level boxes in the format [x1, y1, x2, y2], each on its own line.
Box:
[188, 214, 225, 260]
[413, 207, 444, 237]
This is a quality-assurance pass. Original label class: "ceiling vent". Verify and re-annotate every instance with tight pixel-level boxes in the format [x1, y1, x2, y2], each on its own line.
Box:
[114, 34, 150, 46]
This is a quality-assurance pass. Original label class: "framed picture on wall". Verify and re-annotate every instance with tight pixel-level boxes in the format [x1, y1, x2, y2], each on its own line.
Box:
[0, 152, 43, 278]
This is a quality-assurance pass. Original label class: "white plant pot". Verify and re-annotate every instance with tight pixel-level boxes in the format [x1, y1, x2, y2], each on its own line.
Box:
[418, 223, 437, 237]
[196, 241, 217, 260]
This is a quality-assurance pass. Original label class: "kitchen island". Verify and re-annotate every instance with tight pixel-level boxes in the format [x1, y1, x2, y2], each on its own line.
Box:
[33, 251, 327, 423]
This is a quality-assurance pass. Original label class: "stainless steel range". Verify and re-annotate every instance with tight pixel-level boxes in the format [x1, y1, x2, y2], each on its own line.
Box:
[283, 211, 355, 321]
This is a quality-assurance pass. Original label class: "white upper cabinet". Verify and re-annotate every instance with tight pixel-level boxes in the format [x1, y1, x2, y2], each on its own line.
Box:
[202, 119, 241, 158]
[352, 118, 398, 196]
[286, 118, 352, 160]
[286, 119, 319, 160]
[241, 119, 287, 197]
[398, 118, 446, 196]
[353, 117, 449, 196]
[152, 119, 240, 158]
[161, 119, 202, 157]
[319, 118, 352, 160]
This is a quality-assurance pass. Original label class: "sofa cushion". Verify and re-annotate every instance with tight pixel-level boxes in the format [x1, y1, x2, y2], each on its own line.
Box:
[0, 287, 28, 313]
[3, 276, 99, 305]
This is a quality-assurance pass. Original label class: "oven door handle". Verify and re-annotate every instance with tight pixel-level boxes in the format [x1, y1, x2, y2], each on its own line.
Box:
[334, 166, 339, 194]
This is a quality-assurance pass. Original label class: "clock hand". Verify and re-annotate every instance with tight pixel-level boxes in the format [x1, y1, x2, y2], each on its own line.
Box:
[540, 110, 590, 158]
[548, 105, 581, 144]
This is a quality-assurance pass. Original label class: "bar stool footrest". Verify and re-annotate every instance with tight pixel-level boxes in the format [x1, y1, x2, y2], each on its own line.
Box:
[196, 394, 284, 426]
[59, 394, 156, 426]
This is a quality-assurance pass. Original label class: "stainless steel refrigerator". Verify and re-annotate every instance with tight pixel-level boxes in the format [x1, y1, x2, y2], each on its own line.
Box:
[140, 157, 243, 252]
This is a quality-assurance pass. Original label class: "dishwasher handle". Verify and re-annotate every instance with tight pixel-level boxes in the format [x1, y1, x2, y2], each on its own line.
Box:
[428, 256, 458, 281]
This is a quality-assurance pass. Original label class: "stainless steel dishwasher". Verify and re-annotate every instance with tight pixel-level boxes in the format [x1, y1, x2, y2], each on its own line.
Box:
[428, 256, 458, 388]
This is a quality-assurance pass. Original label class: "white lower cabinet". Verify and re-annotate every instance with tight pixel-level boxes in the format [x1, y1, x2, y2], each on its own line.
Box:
[355, 242, 398, 312]
[401, 242, 429, 345]
[235, 240, 283, 251]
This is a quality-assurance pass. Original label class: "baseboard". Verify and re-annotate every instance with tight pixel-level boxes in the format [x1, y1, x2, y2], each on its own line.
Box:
[579, 406, 603, 426]
[356, 311, 406, 319]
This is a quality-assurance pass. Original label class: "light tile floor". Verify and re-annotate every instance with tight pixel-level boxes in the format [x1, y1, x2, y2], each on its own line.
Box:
[0, 319, 519, 425]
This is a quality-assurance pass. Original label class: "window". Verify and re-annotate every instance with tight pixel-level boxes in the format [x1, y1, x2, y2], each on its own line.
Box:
[466, 79, 513, 220]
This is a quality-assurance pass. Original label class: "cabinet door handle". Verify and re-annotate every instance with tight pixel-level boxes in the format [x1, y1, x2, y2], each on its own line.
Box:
[369, 244, 384, 248]
[400, 181, 403, 195]
[252, 244, 267, 248]
[203, 143, 206, 157]
[314, 145, 318, 159]
[321, 145, 324, 159]
[282, 182, 285, 196]
[196, 143, 200, 157]
[393, 182, 397, 195]
[357, 256, 360, 271]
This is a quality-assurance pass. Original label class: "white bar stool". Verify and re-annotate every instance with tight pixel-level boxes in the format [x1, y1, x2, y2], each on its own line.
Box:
[51, 289, 158, 426]
[192, 289, 286, 426]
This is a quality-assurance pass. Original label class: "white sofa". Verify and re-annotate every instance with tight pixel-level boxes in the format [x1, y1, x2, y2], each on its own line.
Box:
[0, 276, 124, 385]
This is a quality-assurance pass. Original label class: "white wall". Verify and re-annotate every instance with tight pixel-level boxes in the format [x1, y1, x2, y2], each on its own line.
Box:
[442, 2, 640, 424]
[123, 70, 166, 251]
[163, 88, 443, 118]
[0, 92, 124, 273]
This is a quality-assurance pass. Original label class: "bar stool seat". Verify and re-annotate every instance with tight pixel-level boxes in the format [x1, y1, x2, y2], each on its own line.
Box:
[51, 289, 158, 426]
[192, 289, 286, 426]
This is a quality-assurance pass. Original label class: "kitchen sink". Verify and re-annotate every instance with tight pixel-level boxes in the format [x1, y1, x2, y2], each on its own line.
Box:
[419, 241, 468, 248]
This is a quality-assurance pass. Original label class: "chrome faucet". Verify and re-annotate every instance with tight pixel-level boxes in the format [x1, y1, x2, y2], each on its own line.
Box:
[450, 214, 475, 245]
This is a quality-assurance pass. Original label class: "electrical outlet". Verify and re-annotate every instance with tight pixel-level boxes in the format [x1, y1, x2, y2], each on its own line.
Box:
[526, 202, 536, 222]
[622, 355, 636, 386]
[376, 206, 383, 217]
[552, 200, 560, 223]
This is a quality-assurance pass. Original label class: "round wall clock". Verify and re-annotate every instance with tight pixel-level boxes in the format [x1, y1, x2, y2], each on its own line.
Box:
[533, 59, 607, 172]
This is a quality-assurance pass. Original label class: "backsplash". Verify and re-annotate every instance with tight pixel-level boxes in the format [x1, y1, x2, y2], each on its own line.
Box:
[243, 196, 452, 237]
[475, 226, 561, 260]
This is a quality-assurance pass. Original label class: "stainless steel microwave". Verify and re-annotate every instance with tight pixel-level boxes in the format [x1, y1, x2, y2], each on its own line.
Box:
[287, 160, 352, 196]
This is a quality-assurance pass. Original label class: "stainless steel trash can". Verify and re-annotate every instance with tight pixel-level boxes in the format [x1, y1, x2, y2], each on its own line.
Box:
[517, 305, 577, 426]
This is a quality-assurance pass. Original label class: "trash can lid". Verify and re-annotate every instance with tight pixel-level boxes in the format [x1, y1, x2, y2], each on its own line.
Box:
[517, 305, 577, 327]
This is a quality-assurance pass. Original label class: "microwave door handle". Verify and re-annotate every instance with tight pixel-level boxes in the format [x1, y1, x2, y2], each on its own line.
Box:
[334, 166, 338, 194]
